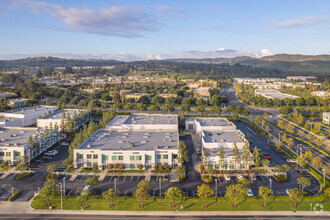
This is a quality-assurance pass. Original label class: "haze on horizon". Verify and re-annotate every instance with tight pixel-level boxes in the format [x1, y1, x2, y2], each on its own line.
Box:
[1, 0, 330, 61]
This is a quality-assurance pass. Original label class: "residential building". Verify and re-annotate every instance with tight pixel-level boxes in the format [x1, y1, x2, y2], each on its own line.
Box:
[0, 92, 16, 99]
[323, 112, 330, 125]
[74, 114, 179, 170]
[37, 109, 90, 130]
[0, 106, 58, 127]
[186, 117, 251, 170]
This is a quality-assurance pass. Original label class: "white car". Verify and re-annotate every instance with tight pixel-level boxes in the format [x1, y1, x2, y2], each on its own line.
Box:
[82, 185, 92, 196]
[61, 142, 69, 146]
[287, 158, 296, 163]
[237, 175, 244, 180]
[247, 188, 254, 197]
[286, 189, 292, 196]
[47, 150, 58, 156]
[224, 174, 231, 181]
[44, 152, 54, 156]
[249, 174, 257, 181]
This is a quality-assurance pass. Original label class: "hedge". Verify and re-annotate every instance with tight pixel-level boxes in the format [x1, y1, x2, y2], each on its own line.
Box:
[16, 172, 33, 180]
[7, 190, 22, 202]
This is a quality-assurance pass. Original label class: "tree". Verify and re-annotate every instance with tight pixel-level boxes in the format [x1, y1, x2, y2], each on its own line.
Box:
[286, 123, 295, 134]
[258, 186, 273, 208]
[274, 164, 290, 173]
[262, 159, 270, 168]
[279, 106, 293, 114]
[47, 164, 57, 179]
[288, 188, 303, 208]
[255, 115, 262, 125]
[15, 156, 28, 171]
[297, 177, 311, 192]
[306, 133, 315, 143]
[286, 137, 294, 148]
[219, 146, 224, 170]
[253, 147, 261, 167]
[39, 180, 60, 207]
[315, 138, 324, 147]
[314, 122, 322, 133]
[176, 141, 188, 165]
[225, 184, 247, 208]
[232, 143, 239, 170]
[297, 130, 305, 138]
[138, 179, 150, 191]
[195, 105, 205, 114]
[135, 186, 150, 208]
[103, 188, 117, 208]
[197, 184, 214, 208]
[165, 187, 185, 208]
[311, 157, 323, 169]
[85, 177, 98, 189]
[200, 148, 208, 172]
[303, 151, 313, 164]
[238, 178, 251, 189]
[76, 190, 91, 209]
[210, 105, 222, 116]
[278, 120, 286, 130]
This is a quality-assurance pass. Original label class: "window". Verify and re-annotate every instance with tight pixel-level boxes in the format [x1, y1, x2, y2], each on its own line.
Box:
[112, 156, 117, 161]
[188, 124, 193, 130]
[130, 164, 135, 168]
[15, 152, 21, 157]
[163, 155, 168, 159]
[93, 162, 98, 166]
[0, 152, 4, 156]
[6, 152, 11, 157]
[87, 154, 91, 159]
[241, 164, 246, 169]
[93, 154, 98, 159]
[163, 162, 168, 166]
[208, 164, 213, 169]
[78, 154, 83, 159]
[223, 164, 228, 169]
[173, 154, 177, 159]
[136, 156, 142, 161]
[146, 155, 151, 160]
[102, 155, 108, 161]
[229, 164, 234, 169]
[118, 156, 123, 160]
[215, 164, 219, 169]
[87, 162, 92, 167]
[157, 155, 161, 159]
[157, 162, 161, 166]
[130, 156, 135, 160]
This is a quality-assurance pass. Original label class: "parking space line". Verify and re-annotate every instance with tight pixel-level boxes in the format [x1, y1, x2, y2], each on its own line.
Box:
[109, 176, 113, 182]
[137, 176, 140, 182]
[123, 176, 127, 182]
[9, 174, 16, 179]
[130, 176, 133, 182]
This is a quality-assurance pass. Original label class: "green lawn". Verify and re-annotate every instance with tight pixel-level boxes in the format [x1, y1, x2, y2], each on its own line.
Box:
[31, 195, 330, 211]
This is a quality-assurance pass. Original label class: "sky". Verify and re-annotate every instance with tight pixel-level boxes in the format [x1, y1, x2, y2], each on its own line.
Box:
[1, 0, 330, 61]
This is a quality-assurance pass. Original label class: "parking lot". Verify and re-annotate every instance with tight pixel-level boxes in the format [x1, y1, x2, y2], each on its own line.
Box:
[0, 120, 321, 201]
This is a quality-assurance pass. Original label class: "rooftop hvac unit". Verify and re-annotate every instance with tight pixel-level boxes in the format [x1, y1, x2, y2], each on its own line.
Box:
[87, 145, 91, 148]
[154, 146, 159, 149]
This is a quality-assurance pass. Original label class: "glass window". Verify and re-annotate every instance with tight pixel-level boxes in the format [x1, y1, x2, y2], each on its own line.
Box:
[0, 152, 4, 156]
[87, 162, 92, 167]
[130, 164, 135, 168]
[163, 155, 168, 159]
[229, 164, 234, 169]
[6, 152, 11, 156]
[87, 154, 91, 159]
[157, 162, 161, 166]
[78, 154, 83, 159]
[241, 164, 246, 169]
[208, 164, 213, 169]
[93, 154, 98, 159]
[130, 156, 135, 160]
[15, 152, 21, 157]
[163, 162, 168, 166]
[118, 156, 123, 160]
[112, 156, 117, 160]
[93, 162, 98, 166]
[223, 164, 228, 169]
[146, 155, 151, 160]
[103, 155, 108, 160]
[157, 155, 161, 159]
[136, 156, 142, 161]
[215, 164, 219, 169]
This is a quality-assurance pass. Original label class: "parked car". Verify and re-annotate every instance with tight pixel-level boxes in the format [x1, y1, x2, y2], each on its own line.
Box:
[44, 152, 54, 156]
[82, 185, 92, 196]
[249, 174, 257, 181]
[224, 174, 231, 181]
[237, 175, 244, 180]
[247, 188, 254, 197]
[295, 167, 310, 173]
[262, 153, 271, 160]
[61, 142, 69, 146]
[286, 189, 292, 196]
[287, 158, 296, 163]
[196, 148, 201, 156]
[164, 174, 170, 182]
[46, 150, 58, 156]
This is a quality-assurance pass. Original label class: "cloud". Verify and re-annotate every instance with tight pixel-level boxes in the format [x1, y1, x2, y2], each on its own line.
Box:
[274, 16, 330, 28]
[0, 49, 272, 61]
[155, 5, 185, 19]
[10, 0, 159, 37]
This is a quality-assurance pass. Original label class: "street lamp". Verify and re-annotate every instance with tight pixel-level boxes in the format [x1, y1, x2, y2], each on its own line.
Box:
[215, 178, 218, 197]
[159, 178, 162, 197]
[114, 178, 117, 195]
[269, 178, 272, 190]
[57, 182, 63, 210]
[323, 168, 326, 189]
[28, 149, 31, 171]
[297, 144, 302, 155]
[63, 176, 66, 196]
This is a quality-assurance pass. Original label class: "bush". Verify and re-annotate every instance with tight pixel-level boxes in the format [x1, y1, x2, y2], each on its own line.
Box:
[153, 165, 158, 171]
[159, 165, 165, 172]
[7, 190, 21, 202]
[2, 160, 8, 167]
[273, 174, 288, 182]
[137, 164, 144, 170]
[16, 172, 33, 180]
[107, 164, 114, 170]
[46, 173, 59, 181]
[93, 165, 99, 172]
[202, 175, 213, 183]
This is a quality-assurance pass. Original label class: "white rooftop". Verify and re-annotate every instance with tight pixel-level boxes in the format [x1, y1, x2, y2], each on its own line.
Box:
[0, 106, 56, 116]
[41, 109, 84, 120]
[0, 127, 37, 148]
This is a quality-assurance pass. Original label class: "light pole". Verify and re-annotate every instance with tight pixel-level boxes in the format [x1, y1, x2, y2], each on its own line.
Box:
[114, 178, 117, 195]
[63, 176, 66, 196]
[28, 149, 31, 168]
[60, 183, 63, 210]
[269, 178, 272, 190]
[11, 187, 14, 197]
[323, 168, 326, 189]
[279, 133, 281, 142]
[215, 178, 218, 197]
[297, 144, 302, 155]
[159, 178, 162, 197]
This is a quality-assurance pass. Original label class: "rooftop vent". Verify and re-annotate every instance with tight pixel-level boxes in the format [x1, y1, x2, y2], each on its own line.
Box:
[143, 136, 148, 139]
[0, 139, 5, 142]
[120, 147, 123, 150]
[141, 141, 146, 144]
[19, 131, 24, 133]
[165, 146, 169, 149]
[87, 145, 91, 148]
[118, 141, 123, 144]
[155, 146, 159, 149]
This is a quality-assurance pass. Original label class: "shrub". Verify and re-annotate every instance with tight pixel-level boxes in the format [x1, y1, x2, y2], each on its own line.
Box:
[7, 190, 21, 202]
[118, 164, 125, 170]
[16, 172, 33, 180]
[93, 165, 99, 172]
[137, 164, 144, 170]
[153, 165, 158, 171]
[1, 160, 8, 167]
[159, 165, 165, 172]
[107, 164, 114, 170]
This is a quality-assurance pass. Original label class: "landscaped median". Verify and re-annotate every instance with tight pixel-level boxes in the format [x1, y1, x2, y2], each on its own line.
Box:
[31, 195, 330, 211]
[15, 172, 33, 180]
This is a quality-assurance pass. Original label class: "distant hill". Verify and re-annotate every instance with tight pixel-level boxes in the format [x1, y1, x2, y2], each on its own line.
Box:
[260, 54, 330, 62]
[0, 56, 123, 68]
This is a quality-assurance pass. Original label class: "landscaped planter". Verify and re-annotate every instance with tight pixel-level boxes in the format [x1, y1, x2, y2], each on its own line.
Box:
[201, 175, 213, 183]
[16, 172, 33, 180]
[45, 174, 59, 181]
[273, 174, 288, 182]
[179, 174, 186, 183]
[7, 190, 22, 202]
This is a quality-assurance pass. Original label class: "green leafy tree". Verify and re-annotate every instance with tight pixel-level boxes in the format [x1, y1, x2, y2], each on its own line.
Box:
[85, 177, 98, 189]
[288, 188, 303, 208]
[176, 141, 189, 165]
[47, 164, 57, 179]
[39, 180, 61, 207]
[165, 187, 185, 208]
[238, 178, 251, 189]
[197, 184, 214, 208]
[137, 179, 150, 191]
[258, 186, 273, 208]
[297, 177, 311, 192]
[135, 187, 150, 208]
[195, 105, 205, 114]
[76, 190, 91, 209]
[232, 143, 239, 170]
[311, 157, 323, 169]
[241, 141, 251, 170]
[225, 184, 247, 208]
[103, 188, 117, 207]
[218, 146, 224, 170]
[253, 147, 261, 167]
[255, 115, 262, 125]
[262, 159, 270, 168]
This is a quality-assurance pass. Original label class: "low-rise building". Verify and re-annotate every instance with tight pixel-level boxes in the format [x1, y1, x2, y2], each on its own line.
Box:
[157, 94, 177, 99]
[186, 117, 251, 170]
[287, 76, 316, 81]
[74, 114, 179, 170]
[0, 106, 58, 127]
[255, 89, 299, 100]
[8, 98, 29, 108]
[37, 109, 90, 130]
[312, 91, 329, 99]
[323, 112, 330, 125]
[0, 92, 16, 99]
[125, 93, 150, 102]
[194, 87, 212, 101]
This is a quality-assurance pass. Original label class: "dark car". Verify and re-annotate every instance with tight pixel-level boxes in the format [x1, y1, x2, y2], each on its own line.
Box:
[164, 174, 170, 182]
